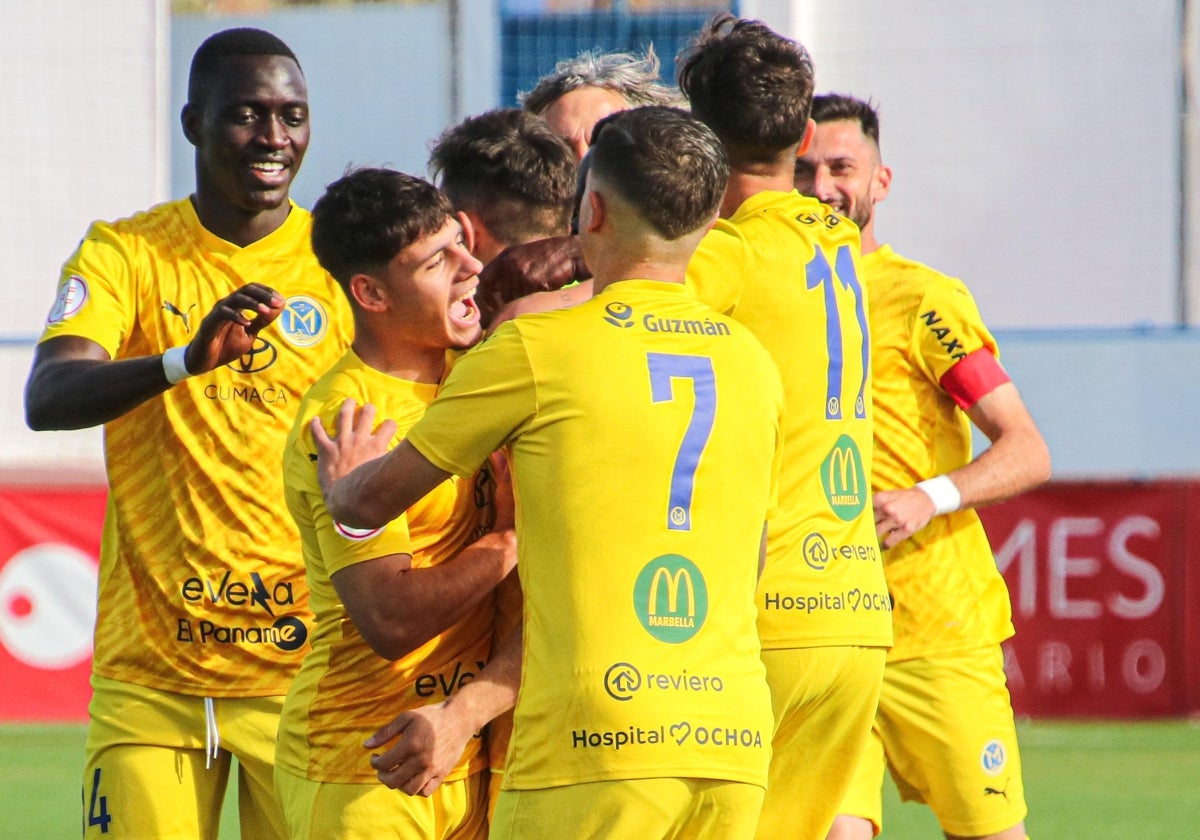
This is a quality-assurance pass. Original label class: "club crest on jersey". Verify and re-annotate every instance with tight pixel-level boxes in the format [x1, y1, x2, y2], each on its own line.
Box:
[47, 275, 88, 324]
[334, 521, 384, 541]
[279, 295, 328, 347]
[980, 740, 1007, 775]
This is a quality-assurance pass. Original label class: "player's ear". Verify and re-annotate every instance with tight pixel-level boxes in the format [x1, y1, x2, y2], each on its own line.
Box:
[796, 118, 816, 156]
[873, 162, 893, 203]
[181, 104, 201, 147]
[457, 211, 477, 255]
[584, 190, 605, 234]
[349, 273, 387, 313]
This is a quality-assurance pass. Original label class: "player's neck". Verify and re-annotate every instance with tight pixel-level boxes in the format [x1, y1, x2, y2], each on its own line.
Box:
[860, 221, 881, 255]
[721, 167, 794, 218]
[190, 194, 292, 248]
[351, 329, 446, 385]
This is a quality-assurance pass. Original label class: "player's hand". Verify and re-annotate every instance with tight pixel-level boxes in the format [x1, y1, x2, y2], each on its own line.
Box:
[311, 399, 397, 496]
[364, 701, 477, 797]
[184, 283, 284, 374]
[873, 486, 937, 549]
[476, 235, 588, 325]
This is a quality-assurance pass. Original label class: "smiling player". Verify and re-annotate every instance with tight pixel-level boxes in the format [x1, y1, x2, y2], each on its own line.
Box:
[23, 28, 353, 840]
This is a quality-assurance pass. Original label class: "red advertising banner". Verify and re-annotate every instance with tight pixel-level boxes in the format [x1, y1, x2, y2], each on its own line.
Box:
[981, 480, 1200, 717]
[0, 485, 106, 721]
[1, 481, 1198, 721]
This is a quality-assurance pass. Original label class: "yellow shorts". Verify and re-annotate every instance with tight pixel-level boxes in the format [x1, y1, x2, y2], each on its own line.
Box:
[755, 645, 886, 840]
[83, 674, 286, 839]
[839, 646, 1028, 837]
[274, 765, 488, 840]
[491, 777, 763, 840]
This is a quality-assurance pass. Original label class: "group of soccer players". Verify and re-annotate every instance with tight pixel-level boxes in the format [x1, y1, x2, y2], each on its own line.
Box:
[25, 12, 1048, 840]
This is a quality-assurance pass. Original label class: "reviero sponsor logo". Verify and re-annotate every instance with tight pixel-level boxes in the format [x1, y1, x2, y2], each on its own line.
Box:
[603, 301, 634, 328]
[633, 554, 708, 643]
[763, 588, 893, 613]
[821, 435, 867, 520]
[603, 661, 725, 701]
[279, 295, 329, 347]
[802, 532, 880, 571]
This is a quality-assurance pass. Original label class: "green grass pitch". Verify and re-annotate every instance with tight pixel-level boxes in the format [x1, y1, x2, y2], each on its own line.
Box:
[2, 719, 1198, 837]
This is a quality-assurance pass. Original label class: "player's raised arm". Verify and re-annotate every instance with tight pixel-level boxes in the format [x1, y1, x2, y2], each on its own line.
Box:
[312, 398, 449, 529]
[25, 283, 283, 431]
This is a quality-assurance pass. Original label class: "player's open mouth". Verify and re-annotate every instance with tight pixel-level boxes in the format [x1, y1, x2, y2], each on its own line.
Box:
[449, 287, 478, 325]
[249, 160, 288, 185]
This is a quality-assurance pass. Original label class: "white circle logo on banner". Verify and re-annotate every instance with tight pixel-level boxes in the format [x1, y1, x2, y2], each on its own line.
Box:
[0, 544, 97, 669]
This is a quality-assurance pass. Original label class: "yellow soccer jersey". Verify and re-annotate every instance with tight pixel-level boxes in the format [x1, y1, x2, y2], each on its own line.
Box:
[863, 245, 1015, 661]
[687, 191, 892, 651]
[38, 198, 353, 696]
[276, 350, 493, 783]
[407, 280, 782, 791]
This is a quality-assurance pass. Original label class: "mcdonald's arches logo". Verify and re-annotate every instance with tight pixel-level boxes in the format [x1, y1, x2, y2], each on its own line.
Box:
[632, 554, 708, 644]
[821, 435, 867, 521]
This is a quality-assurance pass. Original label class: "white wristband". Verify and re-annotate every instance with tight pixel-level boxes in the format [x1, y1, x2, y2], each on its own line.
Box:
[916, 475, 961, 516]
[162, 346, 192, 385]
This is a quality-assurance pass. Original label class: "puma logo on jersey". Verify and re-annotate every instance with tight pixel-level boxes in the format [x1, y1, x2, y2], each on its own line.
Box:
[162, 300, 197, 332]
[984, 778, 1010, 801]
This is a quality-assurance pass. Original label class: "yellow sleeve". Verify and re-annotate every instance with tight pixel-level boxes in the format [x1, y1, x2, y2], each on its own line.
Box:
[912, 277, 1000, 384]
[406, 324, 538, 478]
[39, 219, 137, 356]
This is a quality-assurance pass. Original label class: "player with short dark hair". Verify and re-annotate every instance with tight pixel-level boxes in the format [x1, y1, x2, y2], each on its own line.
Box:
[429, 108, 577, 264]
[315, 105, 784, 839]
[275, 167, 513, 840]
[797, 93, 1049, 840]
[677, 15, 893, 840]
[24, 27, 353, 839]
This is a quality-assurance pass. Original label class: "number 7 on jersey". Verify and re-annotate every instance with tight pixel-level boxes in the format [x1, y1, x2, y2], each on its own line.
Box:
[647, 352, 716, 532]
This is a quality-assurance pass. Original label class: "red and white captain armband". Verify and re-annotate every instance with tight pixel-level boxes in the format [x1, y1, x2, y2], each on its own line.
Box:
[162, 346, 193, 385]
[916, 474, 962, 516]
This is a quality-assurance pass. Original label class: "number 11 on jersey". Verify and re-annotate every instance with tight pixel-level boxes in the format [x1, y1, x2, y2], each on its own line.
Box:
[647, 353, 716, 532]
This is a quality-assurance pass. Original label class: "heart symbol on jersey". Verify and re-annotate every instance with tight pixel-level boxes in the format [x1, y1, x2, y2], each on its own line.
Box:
[670, 722, 691, 745]
[847, 589, 862, 610]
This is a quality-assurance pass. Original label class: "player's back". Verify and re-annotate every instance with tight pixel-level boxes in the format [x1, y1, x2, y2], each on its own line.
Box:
[426, 278, 782, 790]
[687, 191, 892, 651]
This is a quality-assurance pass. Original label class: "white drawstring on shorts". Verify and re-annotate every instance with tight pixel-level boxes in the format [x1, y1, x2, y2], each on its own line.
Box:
[204, 696, 221, 769]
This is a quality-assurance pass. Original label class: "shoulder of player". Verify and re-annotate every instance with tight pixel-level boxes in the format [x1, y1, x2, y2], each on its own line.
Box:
[866, 246, 965, 289]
